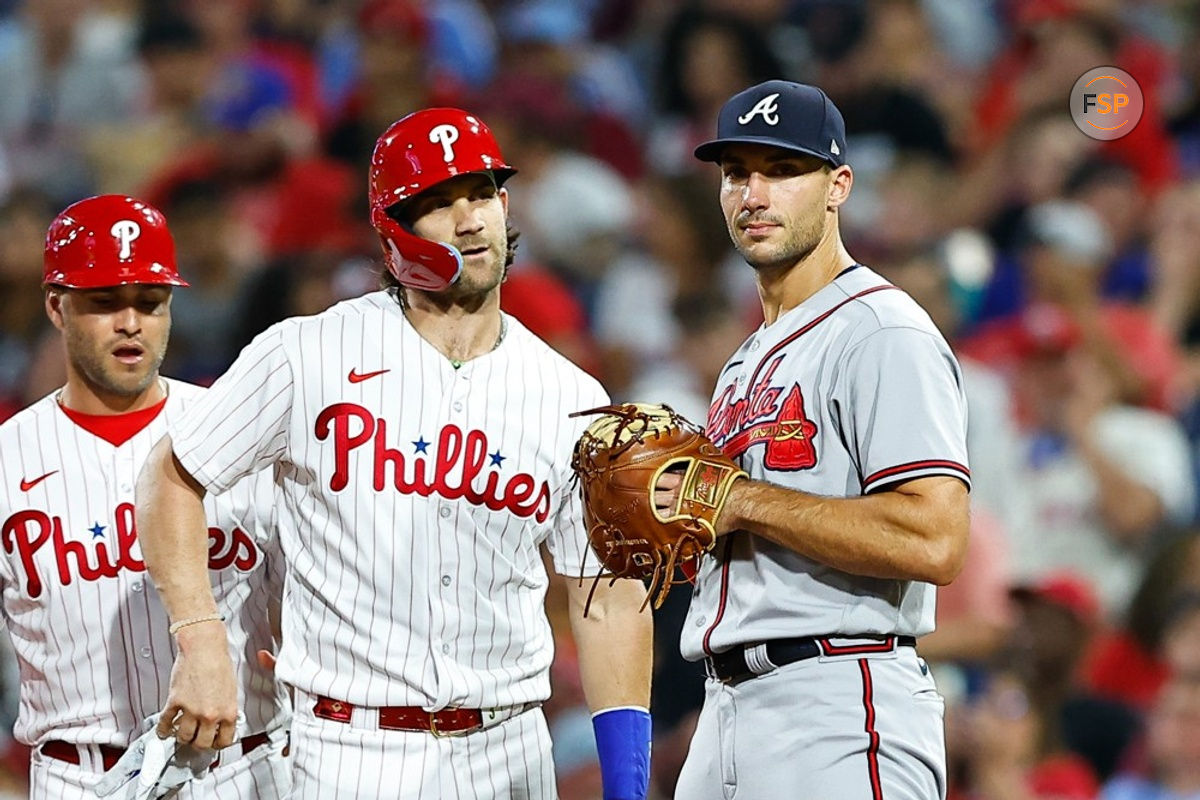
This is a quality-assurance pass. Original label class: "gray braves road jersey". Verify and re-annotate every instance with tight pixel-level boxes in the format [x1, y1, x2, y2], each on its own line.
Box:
[681, 266, 970, 660]
[0, 379, 286, 747]
[168, 291, 605, 711]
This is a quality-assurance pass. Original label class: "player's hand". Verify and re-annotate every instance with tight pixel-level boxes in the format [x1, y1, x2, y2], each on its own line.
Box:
[655, 471, 744, 536]
[653, 471, 682, 516]
[158, 621, 239, 750]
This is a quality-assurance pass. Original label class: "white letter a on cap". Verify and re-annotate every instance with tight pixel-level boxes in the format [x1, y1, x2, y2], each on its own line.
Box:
[738, 93, 781, 126]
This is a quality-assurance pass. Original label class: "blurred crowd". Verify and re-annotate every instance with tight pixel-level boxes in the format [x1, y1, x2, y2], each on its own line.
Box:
[3, 0, 1200, 797]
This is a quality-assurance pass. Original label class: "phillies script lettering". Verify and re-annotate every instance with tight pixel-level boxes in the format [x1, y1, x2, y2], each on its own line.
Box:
[1, 502, 259, 598]
[314, 403, 552, 523]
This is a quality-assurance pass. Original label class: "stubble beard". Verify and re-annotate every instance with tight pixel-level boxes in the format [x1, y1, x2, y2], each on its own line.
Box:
[444, 236, 507, 301]
[66, 325, 167, 400]
[734, 212, 826, 273]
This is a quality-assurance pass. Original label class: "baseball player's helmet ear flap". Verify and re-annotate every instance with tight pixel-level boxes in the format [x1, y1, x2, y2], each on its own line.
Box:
[370, 206, 465, 292]
[43, 194, 190, 289]
[368, 107, 516, 292]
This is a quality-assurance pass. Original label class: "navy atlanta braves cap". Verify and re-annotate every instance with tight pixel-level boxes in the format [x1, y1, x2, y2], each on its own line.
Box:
[694, 80, 847, 167]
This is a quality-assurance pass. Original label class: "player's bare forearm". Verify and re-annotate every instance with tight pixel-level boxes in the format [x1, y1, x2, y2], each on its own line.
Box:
[137, 436, 220, 621]
[565, 577, 653, 710]
[138, 436, 239, 748]
[719, 475, 969, 585]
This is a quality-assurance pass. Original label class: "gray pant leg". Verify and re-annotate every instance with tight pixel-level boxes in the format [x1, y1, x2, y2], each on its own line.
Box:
[676, 649, 945, 800]
[674, 680, 736, 800]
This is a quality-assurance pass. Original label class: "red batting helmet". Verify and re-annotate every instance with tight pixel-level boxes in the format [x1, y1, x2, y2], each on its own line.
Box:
[368, 107, 516, 291]
[43, 195, 189, 289]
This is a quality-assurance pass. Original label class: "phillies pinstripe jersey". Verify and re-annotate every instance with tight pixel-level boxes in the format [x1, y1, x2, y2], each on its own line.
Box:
[681, 266, 970, 660]
[0, 379, 287, 747]
[167, 290, 606, 711]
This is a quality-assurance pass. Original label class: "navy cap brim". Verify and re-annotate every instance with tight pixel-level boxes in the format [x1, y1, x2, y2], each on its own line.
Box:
[694, 135, 840, 166]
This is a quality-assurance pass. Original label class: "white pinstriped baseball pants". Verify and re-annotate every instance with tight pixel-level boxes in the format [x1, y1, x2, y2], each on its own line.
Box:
[287, 696, 556, 799]
[29, 730, 291, 799]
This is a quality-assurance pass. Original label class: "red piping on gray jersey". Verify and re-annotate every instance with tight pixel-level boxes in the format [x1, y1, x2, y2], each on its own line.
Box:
[701, 537, 736, 656]
[863, 459, 970, 492]
[818, 636, 897, 655]
[701, 283, 899, 657]
[743, 284, 900, 391]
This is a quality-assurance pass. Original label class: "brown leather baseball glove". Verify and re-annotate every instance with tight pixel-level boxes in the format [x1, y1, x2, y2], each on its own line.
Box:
[570, 403, 747, 610]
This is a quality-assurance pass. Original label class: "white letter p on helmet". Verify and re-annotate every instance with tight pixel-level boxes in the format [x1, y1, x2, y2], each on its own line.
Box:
[110, 220, 141, 259]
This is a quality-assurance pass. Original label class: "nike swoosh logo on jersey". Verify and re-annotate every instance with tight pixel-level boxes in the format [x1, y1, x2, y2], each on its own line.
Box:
[348, 368, 391, 384]
[19, 470, 58, 492]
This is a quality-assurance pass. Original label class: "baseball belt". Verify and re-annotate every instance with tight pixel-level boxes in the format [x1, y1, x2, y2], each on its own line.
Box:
[39, 731, 272, 772]
[705, 634, 918, 683]
[310, 694, 540, 737]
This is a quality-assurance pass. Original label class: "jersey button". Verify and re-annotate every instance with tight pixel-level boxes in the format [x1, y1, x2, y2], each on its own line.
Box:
[139, 647, 152, 659]
[131, 581, 143, 592]
[442, 643, 450, 655]
[695, 616, 706, 626]
[441, 575, 452, 587]
[439, 507, 452, 519]
[452, 401, 464, 412]
[749, 340, 760, 351]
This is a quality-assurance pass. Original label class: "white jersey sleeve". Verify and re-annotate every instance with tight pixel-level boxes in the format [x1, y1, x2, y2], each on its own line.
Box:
[171, 327, 294, 493]
[542, 380, 609, 578]
[833, 325, 971, 494]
